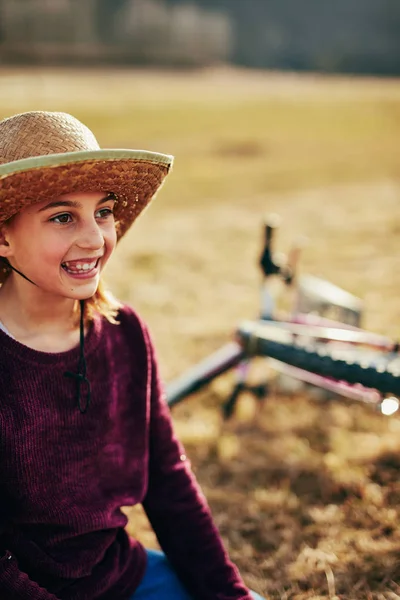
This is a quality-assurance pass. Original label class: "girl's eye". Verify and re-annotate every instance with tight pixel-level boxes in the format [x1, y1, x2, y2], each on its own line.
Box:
[51, 213, 72, 224]
[96, 208, 114, 219]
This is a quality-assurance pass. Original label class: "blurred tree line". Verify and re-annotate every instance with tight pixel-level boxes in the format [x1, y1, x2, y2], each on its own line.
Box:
[164, 0, 400, 75]
[0, 0, 399, 75]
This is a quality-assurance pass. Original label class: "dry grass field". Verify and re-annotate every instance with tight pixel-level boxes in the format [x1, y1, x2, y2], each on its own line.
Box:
[1, 67, 400, 598]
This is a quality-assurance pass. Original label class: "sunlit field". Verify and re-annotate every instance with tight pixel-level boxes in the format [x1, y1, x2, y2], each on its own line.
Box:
[1, 67, 400, 598]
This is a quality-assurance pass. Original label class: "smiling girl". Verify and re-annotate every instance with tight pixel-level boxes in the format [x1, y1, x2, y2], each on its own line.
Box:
[0, 112, 264, 600]
[0, 191, 116, 355]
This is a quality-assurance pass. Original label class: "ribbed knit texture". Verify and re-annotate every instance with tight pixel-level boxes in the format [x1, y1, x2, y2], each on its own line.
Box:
[0, 305, 252, 600]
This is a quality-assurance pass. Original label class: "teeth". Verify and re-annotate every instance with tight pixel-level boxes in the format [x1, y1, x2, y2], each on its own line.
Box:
[63, 260, 97, 272]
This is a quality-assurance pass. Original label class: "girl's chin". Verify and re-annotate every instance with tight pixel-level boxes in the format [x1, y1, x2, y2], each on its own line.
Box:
[69, 283, 99, 299]
[61, 278, 100, 300]
[60, 266, 101, 295]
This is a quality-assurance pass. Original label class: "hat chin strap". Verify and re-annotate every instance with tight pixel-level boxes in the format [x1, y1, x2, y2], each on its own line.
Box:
[2, 259, 37, 286]
[64, 301, 91, 414]
[0, 258, 91, 414]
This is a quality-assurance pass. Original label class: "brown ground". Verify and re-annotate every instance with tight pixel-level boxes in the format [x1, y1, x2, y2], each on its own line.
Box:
[122, 181, 400, 600]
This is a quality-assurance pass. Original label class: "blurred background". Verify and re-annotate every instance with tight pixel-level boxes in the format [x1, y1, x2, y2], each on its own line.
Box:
[1, 1, 400, 598]
[0, 0, 400, 74]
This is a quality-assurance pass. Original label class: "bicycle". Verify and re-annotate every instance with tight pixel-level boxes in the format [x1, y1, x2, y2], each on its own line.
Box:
[166, 216, 400, 417]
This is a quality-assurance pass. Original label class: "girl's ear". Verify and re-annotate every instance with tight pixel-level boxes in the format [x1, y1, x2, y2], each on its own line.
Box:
[0, 226, 13, 258]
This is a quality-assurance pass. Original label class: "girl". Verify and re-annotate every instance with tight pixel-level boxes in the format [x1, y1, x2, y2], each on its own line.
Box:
[0, 111, 264, 600]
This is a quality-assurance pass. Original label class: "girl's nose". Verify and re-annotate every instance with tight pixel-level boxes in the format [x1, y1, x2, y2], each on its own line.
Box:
[76, 221, 104, 250]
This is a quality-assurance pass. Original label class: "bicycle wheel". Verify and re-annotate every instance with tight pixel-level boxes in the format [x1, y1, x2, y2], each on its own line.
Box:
[236, 320, 400, 397]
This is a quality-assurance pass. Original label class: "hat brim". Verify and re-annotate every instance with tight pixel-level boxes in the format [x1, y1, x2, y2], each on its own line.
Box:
[0, 149, 173, 240]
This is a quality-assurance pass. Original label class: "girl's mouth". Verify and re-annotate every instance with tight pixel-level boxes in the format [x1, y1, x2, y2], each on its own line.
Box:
[61, 258, 100, 279]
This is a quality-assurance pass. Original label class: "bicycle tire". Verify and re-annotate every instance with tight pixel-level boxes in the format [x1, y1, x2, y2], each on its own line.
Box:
[237, 320, 400, 396]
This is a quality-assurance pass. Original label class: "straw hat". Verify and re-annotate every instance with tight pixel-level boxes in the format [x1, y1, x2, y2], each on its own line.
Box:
[0, 111, 173, 282]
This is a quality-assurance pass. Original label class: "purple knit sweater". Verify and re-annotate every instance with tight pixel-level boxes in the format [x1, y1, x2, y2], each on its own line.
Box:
[0, 305, 252, 600]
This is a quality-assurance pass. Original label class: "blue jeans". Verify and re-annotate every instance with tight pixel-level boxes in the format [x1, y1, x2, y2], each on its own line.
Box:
[131, 549, 265, 599]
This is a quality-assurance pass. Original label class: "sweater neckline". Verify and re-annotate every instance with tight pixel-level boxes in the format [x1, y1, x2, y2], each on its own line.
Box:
[0, 312, 103, 365]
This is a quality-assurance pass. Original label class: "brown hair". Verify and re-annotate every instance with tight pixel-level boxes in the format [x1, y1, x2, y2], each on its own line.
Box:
[83, 278, 122, 324]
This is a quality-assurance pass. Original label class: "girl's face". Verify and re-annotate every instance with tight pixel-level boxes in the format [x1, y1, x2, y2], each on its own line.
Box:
[0, 191, 117, 300]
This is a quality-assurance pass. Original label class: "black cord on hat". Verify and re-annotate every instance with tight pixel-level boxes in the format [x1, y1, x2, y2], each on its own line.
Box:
[0, 257, 91, 413]
[64, 299, 91, 414]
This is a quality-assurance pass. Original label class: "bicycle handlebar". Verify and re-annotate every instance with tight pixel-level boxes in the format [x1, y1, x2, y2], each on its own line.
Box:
[260, 215, 282, 278]
[260, 215, 299, 284]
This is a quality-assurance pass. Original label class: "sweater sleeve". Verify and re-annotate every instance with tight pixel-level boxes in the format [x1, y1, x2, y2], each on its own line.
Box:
[0, 551, 60, 599]
[0, 448, 60, 599]
[141, 326, 253, 600]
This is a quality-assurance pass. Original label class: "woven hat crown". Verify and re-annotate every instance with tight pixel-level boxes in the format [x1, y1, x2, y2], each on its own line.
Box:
[0, 111, 100, 165]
